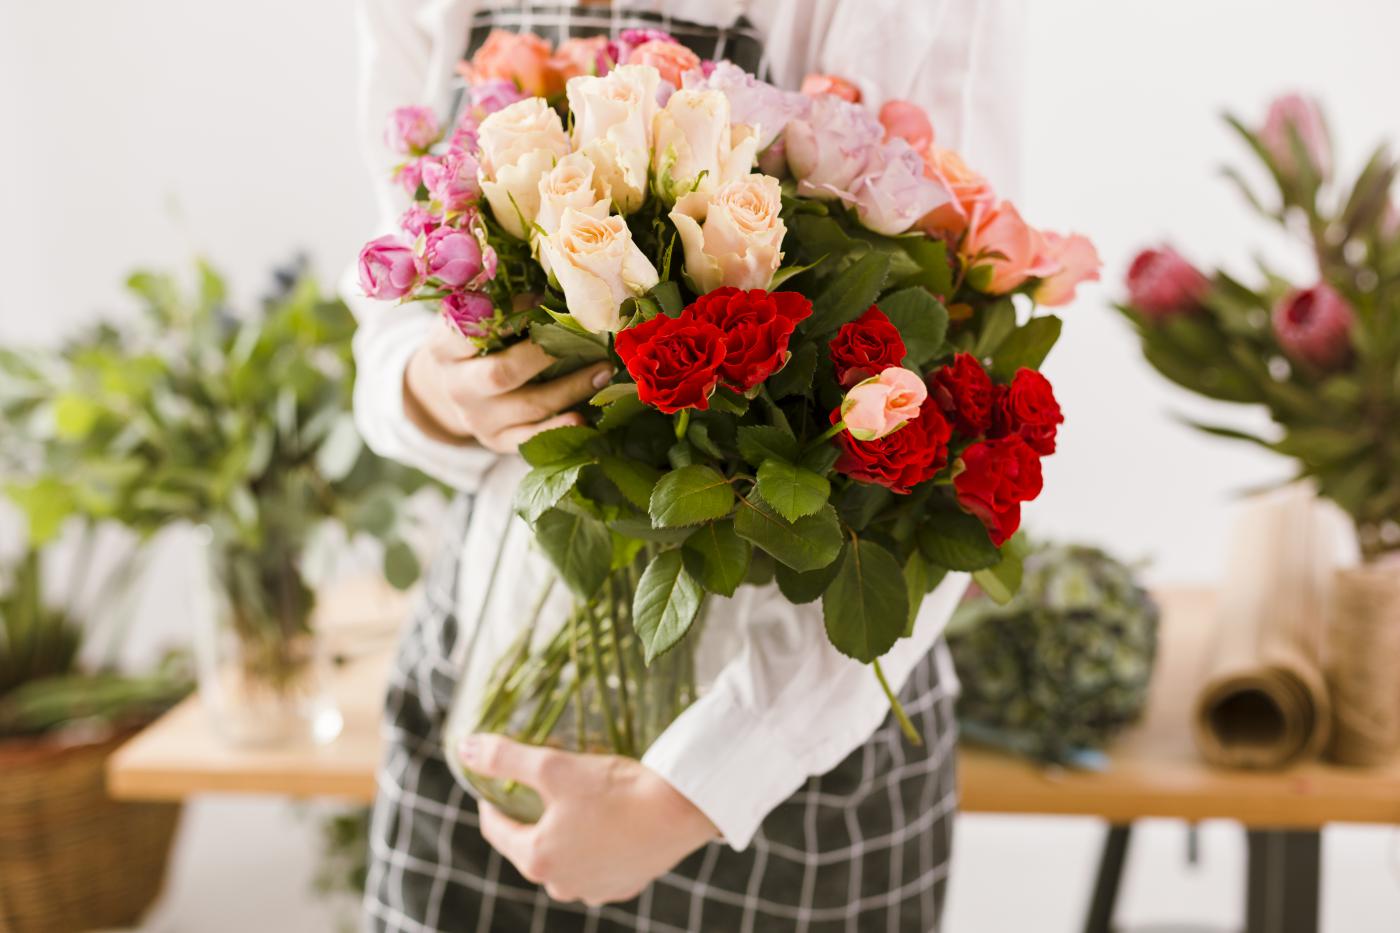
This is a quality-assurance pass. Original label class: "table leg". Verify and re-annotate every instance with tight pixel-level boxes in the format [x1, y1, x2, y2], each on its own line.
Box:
[1082, 823, 1132, 933]
[1245, 829, 1321, 933]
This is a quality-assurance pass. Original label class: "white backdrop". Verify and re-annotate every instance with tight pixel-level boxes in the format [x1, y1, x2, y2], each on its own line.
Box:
[5, 1, 1400, 930]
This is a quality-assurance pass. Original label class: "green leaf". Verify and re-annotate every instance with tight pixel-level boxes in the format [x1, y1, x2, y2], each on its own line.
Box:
[608, 517, 693, 544]
[902, 550, 946, 636]
[774, 558, 841, 604]
[836, 483, 893, 530]
[649, 464, 735, 527]
[737, 425, 799, 465]
[530, 321, 609, 363]
[788, 214, 858, 262]
[877, 288, 949, 366]
[590, 383, 639, 406]
[769, 256, 826, 290]
[800, 443, 842, 475]
[972, 300, 1017, 357]
[53, 394, 100, 439]
[755, 459, 830, 522]
[989, 316, 1062, 380]
[514, 457, 589, 522]
[821, 539, 909, 662]
[633, 549, 704, 663]
[917, 508, 1000, 571]
[766, 341, 818, 400]
[535, 507, 612, 599]
[598, 455, 660, 510]
[895, 236, 953, 296]
[597, 392, 648, 429]
[314, 414, 364, 482]
[519, 425, 600, 467]
[804, 251, 890, 335]
[649, 280, 683, 316]
[971, 533, 1028, 605]
[383, 538, 421, 590]
[733, 498, 842, 572]
[682, 521, 751, 597]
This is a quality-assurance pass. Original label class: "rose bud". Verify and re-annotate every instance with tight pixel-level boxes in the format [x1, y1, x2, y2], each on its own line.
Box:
[878, 100, 934, 151]
[1259, 93, 1331, 182]
[841, 367, 928, 441]
[1272, 283, 1354, 371]
[442, 291, 496, 338]
[422, 227, 484, 288]
[358, 235, 420, 300]
[800, 73, 862, 103]
[399, 203, 441, 237]
[422, 149, 481, 212]
[1125, 246, 1209, 320]
[385, 105, 441, 156]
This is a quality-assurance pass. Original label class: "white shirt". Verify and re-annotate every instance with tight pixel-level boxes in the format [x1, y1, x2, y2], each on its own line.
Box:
[347, 0, 1023, 851]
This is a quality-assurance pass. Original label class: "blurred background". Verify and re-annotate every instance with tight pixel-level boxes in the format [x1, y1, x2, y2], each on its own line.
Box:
[3, 0, 1400, 930]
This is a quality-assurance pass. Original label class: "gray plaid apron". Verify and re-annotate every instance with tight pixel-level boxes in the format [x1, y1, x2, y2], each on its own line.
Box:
[366, 6, 956, 929]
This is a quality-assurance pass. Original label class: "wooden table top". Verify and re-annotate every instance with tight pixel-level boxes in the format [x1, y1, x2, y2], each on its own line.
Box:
[108, 585, 1400, 828]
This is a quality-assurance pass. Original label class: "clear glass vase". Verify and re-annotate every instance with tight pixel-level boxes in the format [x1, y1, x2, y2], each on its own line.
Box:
[189, 525, 343, 747]
[444, 543, 704, 824]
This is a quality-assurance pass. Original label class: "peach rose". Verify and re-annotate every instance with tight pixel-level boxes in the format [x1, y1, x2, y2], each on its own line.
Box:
[962, 201, 1058, 295]
[540, 208, 660, 333]
[918, 146, 995, 240]
[879, 100, 934, 151]
[1034, 232, 1102, 307]
[629, 40, 701, 88]
[548, 36, 608, 83]
[670, 173, 787, 293]
[841, 367, 928, 441]
[470, 30, 557, 98]
[800, 73, 862, 103]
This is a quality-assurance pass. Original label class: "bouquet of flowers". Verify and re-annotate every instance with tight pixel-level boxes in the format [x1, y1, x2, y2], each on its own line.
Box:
[358, 29, 1098, 819]
[1120, 94, 1400, 562]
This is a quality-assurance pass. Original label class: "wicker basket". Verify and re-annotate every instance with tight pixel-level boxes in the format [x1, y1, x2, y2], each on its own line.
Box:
[0, 729, 181, 933]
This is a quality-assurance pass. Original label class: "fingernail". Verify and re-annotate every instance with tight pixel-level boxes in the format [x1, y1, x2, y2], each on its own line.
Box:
[592, 367, 615, 389]
[459, 735, 481, 765]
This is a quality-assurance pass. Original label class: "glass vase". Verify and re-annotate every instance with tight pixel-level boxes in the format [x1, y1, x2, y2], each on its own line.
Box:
[444, 545, 704, 824]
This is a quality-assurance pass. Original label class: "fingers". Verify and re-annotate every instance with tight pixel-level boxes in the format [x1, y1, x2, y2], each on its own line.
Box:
[510, 363, 614, 423]
[460, 734, 567, 800]
[488, 411, 587, 454]
[478, 803, 550, 883]
[424, 313, 482, 363]
[457, 339, 558, 397]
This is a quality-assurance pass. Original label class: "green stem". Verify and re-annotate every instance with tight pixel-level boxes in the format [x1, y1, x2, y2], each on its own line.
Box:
[674, 409, 691, 441]
[605, 575, 636, 755]
[873, 658, 923, 747]
[803, 419, 846, 456]
[759, 386, 793, 436]
[585, 600, 626, 754]
[569, 598, 586, 752]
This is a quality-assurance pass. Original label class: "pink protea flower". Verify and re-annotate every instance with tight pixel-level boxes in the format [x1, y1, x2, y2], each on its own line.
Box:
[1272, 283, 1354, 371]
[1125, 246, 1210, 320]
[1259, 93, 1331, 182]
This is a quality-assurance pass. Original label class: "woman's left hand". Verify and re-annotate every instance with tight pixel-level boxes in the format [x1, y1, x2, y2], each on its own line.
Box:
[460, 733, 720, 905]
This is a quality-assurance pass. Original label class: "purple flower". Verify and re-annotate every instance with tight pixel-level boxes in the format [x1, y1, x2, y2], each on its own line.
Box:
[442, 291, 496, 338]
[684, 61, 810, 150]
[422, 149, 481, 212]
[784, 95, 883, 199]
[358, 235, 420, 300]
[1273, 283, 1354, 371]
[385, 105, 441, 155]
[422, 227, 484, 288]
[849, 138, 951, 236]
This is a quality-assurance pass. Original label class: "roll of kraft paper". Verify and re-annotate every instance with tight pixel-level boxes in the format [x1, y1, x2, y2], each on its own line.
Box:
[1192, 484, 1337, 769]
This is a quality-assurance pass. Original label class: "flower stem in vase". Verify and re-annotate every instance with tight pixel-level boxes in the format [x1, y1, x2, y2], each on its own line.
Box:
[569, 599, 586, 752]
[605, 575, 637, 755]
[585, 600, 628, 755]
[874, 658, 923, 747]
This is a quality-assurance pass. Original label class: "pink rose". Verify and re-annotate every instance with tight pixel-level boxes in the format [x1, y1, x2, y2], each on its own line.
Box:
[1272, 283, 1354, 371]
[385, 106, 441, 156]
[422, 149, 481, 212]
[784, 95, 883, 199]
[470, 79, 527, 116]
[604, 28, 679, 73]
[684, 61, 810, 150]
[629, 40, 701, 89]
[422, 227, 484, 288]
[1125, 246, 1210, 321]
[1259, 93, 1331, 181]
[962, 202, 1058, 294]
[549, 36, 608, 82]
[879, 100, 934, 151]
[399, 203, 441, 237]
[442, 291, 496, 338]
[850, 138, 951, 236]
[448, 111, 479, 154]
[358, 235, 419, 300]
[470, 30, 557, 98]
[840, 367, 929, 441]
[917, 146, 994, 240]
[1033, 232, 1102, 307]
[800, 73, 862, 103]
[394, 157, 426, 195]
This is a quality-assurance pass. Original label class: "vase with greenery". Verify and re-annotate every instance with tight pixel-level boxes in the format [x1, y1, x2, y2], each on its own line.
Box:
[1, 259, 434, 745]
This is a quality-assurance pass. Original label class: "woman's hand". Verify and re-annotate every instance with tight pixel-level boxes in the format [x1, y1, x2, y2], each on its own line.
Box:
[404, 317, 613, 453]
[461, 733, 720, 905]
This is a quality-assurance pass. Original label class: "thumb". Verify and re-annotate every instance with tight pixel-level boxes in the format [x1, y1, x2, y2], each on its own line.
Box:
[459, 733, 563, 798]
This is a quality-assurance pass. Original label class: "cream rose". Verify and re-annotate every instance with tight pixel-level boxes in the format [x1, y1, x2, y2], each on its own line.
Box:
[652, 88, 759, 204]
[476, 97, 570, 238]
[540, 207, 660, 333]
[565, 64, 659, 214]
[669, 173, 786, 293]
[534, 152, 611, 275]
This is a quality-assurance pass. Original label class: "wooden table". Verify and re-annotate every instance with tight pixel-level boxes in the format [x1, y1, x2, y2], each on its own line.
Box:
[108, 586, 1400, 932]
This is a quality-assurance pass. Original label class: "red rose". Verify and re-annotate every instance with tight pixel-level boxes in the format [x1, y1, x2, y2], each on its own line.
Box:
[615, 313, 727, 414]
[929, 353, 994, 437]
[831, 397, 952, 495]
[683, 287, 812, 392]
[954, 435, 1043, 546]
[993, 368, 1063, 455]
[828, 306, 906, 388]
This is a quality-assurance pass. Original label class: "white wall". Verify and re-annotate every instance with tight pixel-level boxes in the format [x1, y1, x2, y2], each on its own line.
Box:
[5, 1, 1400, 930]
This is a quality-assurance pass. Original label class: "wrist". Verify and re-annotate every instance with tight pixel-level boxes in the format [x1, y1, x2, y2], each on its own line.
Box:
[641, 767, 719, 848]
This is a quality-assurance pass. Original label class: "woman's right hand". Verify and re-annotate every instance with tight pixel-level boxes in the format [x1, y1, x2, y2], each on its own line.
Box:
[403, 317, 613, 453]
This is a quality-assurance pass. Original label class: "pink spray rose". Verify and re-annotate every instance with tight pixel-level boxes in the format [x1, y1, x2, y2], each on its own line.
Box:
[469, 30, 557, 98]
[1033, 232, 1102, 307]
[394, 157, 427, 195]
[962, 201, 1058, 294]
[784, 95, 884, 199]
[879, 100, 934, 151]
[470, 79, 528, 116]
[800, 73, 862, 103]
[422, 149, 481, 211]
[358, 235, 420, 300]
[684, 61, 810, 150]
[1272, 283, 1354, 371]
[399, 203, 441, 238]
[841, 367, 929, 441]
[629, 40, 701, 89]
[448, 111, 479, 154]
[385, 106, 441, 156]
[1259, 93, 1331, 181]
[604, 28, 679, 73]
[549, 36, 608, 82]
[422, 227, 484, 288]
[1125, 246, 1210, 321]
[850, 138, 951, 236]
[442, 291, 496, 338]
